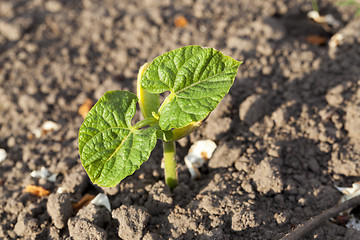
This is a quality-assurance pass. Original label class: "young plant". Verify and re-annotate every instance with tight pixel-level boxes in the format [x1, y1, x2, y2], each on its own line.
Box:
[78, 45, 242, 189]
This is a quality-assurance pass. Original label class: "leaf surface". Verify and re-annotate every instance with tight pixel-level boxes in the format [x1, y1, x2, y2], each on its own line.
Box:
[141, 45, 241, 130]
[78, 91, 157, 187]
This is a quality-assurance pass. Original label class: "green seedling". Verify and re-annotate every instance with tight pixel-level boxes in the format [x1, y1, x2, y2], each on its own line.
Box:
[78, 45, 242, 189]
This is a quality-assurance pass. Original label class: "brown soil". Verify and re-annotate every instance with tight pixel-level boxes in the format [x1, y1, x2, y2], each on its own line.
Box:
[1, 0, 360, 239]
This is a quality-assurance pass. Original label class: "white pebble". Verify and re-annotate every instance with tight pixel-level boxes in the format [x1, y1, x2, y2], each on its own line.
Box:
[42, 121, 61, 132]
[30, 166, 58, 182]
[346, 217, 360, 231]
[91, 193, 111, 212]
[184, 140, 217, 179]
[45, 1, 62, 13]
[0, 149, 7, 163]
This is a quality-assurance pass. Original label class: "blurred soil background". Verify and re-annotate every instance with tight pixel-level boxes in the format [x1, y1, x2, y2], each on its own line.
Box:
[1, 0, 360, 239]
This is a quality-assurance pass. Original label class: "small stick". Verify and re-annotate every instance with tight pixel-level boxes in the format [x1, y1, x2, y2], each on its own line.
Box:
[281, 195, 360, 240]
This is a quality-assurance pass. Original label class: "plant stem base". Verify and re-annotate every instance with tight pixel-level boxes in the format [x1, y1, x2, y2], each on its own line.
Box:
[163, 141, 178, 190]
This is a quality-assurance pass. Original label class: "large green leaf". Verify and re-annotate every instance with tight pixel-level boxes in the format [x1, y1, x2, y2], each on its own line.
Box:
[141, 45, 242, 130]
[78, 91, 157, 187]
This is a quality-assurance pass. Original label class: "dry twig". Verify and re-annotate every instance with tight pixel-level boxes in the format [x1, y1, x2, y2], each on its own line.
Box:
[281, 195, 360, 240]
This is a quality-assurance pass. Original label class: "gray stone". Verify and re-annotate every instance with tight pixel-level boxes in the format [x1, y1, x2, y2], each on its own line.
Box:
[47, 193, 73, 229]
[112, 205, 150, 240]
[14, 212, 39, 237]
[0, 20, 21, 41]
[45, 1, 63, 13]
[144, 181, 173, 216]
[76, 204, 111, 228]
[59, 165, 89, 194]
[250, 158, 283, 194]
[239, 94, 268, 126]
[209, 143, 241, 168]
[68, 217, 106, 240]
[345, 104, 360, 141]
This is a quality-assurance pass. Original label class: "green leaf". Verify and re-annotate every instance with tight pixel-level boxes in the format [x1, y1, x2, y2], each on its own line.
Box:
[79, 91, 157, 187]
[141, 45, 242, 130]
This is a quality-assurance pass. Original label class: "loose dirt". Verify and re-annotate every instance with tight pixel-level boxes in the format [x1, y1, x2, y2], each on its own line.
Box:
[1, 0, 360, 239]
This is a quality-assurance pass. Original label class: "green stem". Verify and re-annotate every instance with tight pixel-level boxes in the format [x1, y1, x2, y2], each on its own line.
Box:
[312, 0, 319, 12]
[132, 117, 158, 130]
[163, 140, 178, 190]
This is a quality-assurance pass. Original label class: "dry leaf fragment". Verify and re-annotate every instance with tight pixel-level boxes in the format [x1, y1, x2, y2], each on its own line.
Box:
[27, 133, 35, 140]
[72, 193, 96, 211]
[78, 98, 94, 119]
[174, 15, 188, 28]
[23, 185, 50, 196]
[306, 35, 327, 45]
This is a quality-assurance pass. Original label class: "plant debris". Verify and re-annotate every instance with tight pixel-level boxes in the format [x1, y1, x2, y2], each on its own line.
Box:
[174, 15, 188, 28]
[23, 185, 50, 197]
[282, 195, 360, 240]
[72, 193, 96, 211]
[78, 98, 94, 119]
[305, 35, 327, 45]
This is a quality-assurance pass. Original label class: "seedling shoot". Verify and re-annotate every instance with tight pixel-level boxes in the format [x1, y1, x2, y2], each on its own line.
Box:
[78, 45, 241, 189]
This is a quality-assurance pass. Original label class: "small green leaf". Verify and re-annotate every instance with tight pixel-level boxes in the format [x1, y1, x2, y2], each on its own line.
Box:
[79, 91, 157, 187]
[141, 45, 241, 130]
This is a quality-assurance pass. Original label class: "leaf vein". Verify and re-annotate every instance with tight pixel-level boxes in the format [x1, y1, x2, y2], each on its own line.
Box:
[95, 130, 132, 182]
[176, 64, 238, 94]
[81, 126, 131, 180]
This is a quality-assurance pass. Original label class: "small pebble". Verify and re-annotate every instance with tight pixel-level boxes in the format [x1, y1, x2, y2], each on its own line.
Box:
[91, 193, 111, 212]
[0, 149, 7, 163]
[7, 137, 16, 147]
[45, 1, 63, 13]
